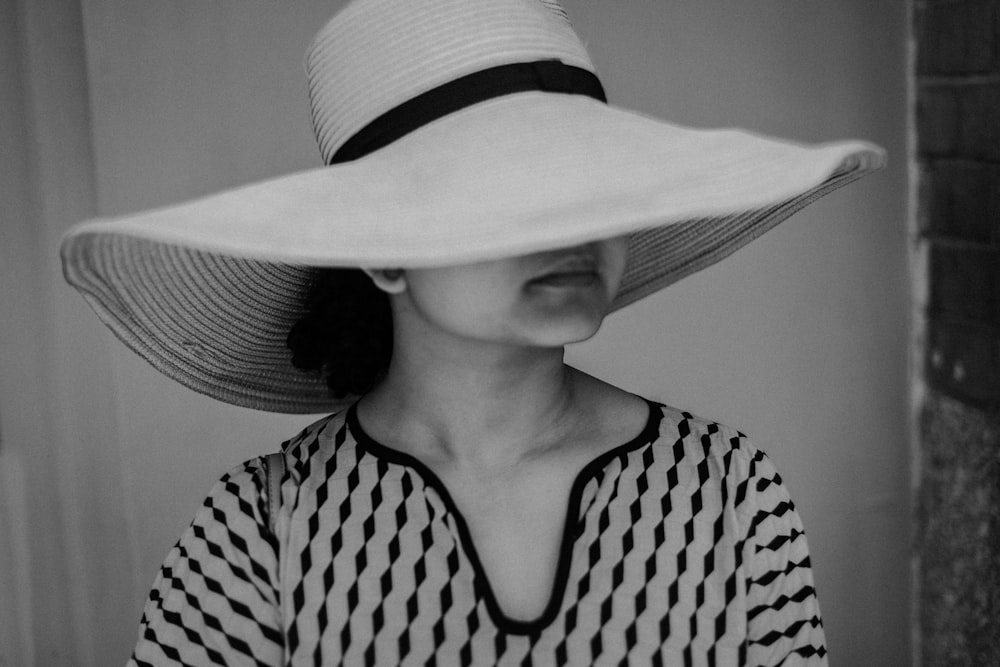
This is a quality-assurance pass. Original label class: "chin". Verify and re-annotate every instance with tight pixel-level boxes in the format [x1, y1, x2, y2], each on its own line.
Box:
[523, 311, 607, 346]
[505, 289, 615, 346]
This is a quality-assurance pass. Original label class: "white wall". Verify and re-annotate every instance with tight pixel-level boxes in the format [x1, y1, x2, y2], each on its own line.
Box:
[3, 0, 130, 662]
[2, 1, 908, 663]
[567, 3, 910, 663]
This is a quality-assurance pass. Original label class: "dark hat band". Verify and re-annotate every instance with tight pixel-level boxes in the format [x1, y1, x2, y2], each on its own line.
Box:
[329, 60, 607, 164]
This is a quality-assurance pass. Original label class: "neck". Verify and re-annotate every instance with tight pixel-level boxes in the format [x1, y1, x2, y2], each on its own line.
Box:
[359, 324, 583, 468]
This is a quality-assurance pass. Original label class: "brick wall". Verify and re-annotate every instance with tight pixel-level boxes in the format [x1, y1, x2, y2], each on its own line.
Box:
[914, 0, 1000, 663]
[916, 0, 1000, 407]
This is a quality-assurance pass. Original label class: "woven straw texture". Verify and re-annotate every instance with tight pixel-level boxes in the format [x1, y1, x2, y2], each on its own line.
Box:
[306, 0, 593, 163]
[61, 0, 886, 413]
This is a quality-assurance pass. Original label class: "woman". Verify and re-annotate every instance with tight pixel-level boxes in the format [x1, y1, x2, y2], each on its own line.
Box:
[61, 0, 884, 664]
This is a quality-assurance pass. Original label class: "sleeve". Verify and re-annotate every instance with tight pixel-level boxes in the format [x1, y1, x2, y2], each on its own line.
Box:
[739, 447, 827, 666]
[127, 457, 283, 667]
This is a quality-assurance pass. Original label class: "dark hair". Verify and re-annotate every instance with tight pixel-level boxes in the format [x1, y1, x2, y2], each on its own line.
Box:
[287, 268, 393, 398]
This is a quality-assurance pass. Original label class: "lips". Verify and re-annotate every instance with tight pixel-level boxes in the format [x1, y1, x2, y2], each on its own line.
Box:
[527, 254, 601, 288]
[529, 271, 600, 287]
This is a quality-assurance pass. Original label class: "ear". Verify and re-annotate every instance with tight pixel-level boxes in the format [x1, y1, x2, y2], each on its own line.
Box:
[361, 267, 407, 295]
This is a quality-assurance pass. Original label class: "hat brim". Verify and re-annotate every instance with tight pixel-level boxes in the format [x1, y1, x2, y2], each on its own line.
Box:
[62, 92, 885, 413]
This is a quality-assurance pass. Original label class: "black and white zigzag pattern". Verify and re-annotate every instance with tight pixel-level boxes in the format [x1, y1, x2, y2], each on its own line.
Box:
[130, 401, 827, 666]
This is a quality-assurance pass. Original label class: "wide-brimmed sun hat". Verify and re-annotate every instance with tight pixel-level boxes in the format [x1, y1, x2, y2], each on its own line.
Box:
[61, 0, 885, 414]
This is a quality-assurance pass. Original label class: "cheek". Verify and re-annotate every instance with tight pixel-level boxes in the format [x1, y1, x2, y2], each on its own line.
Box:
[405, 268, 516, 336]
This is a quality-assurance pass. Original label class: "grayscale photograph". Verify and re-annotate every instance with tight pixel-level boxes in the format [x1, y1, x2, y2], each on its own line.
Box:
[1, 0, 995, 665]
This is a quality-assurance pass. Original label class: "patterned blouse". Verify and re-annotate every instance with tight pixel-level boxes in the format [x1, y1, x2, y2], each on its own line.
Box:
[129, 399, 827, 665]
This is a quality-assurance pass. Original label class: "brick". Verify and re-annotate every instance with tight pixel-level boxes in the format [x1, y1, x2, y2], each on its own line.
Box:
[919, 84, 1000, 160]
[919, 162, 1000, 243]
[916, 1, 997, 75]
[917, 86, 961, 157]
[928, 244, 1000, 325]
[926, 319, 1000, 407]
[958, 84, 1000, 160]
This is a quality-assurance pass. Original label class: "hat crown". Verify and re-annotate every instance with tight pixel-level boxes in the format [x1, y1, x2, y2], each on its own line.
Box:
[305, 0, 595, 163]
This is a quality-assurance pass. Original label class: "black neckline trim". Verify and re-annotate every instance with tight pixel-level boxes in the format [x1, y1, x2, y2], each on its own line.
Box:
[345, 398, 664, 636]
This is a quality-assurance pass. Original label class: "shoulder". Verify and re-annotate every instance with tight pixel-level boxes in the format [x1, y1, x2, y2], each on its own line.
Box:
[642, 402, 787, 514]
[271, 409, 353, 487]
[197, 455, 270, 517]
[649, 402, 759, 467]
[198, 411, 348, 514]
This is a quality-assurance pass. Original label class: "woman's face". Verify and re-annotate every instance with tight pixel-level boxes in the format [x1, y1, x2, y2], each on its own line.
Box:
[394, 236, 629, 349]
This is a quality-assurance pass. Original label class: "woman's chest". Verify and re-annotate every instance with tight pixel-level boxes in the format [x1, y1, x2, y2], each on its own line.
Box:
[440, 465, 579, 622]
[279, 452, 749, 665]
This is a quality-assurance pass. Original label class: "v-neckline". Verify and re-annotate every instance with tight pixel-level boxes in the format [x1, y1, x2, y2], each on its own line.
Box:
[345, 398, 664, 635]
